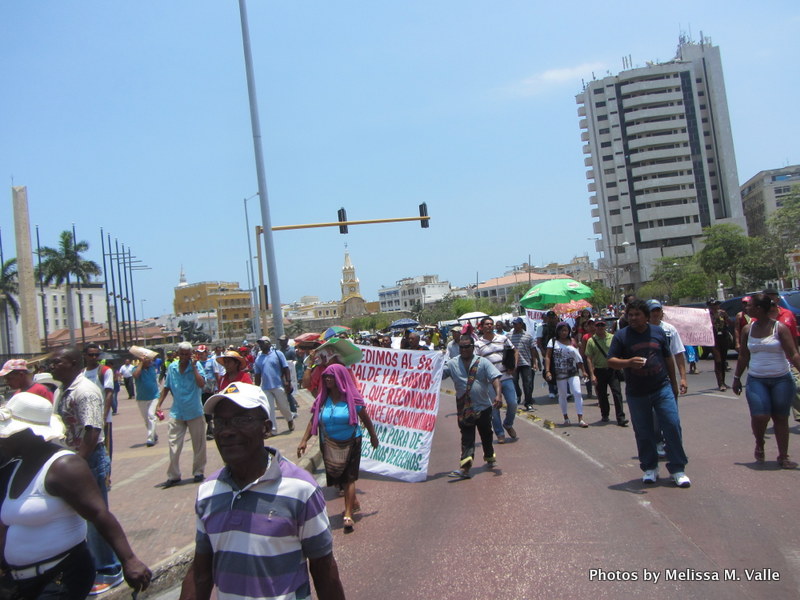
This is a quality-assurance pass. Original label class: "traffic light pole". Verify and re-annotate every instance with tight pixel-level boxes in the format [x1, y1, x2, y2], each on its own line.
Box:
[272, 215, 430, 231]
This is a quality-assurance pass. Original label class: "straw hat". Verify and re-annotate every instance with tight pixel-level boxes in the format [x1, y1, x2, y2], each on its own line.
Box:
[0, 392, 65, 442]
[216, 351, 247, 369]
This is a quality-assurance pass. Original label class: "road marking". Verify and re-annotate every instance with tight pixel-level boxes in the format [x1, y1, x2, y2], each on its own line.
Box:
[702, 393, 734, 399]
[524, 417, 606, 468]
[112, 457, 169, 490]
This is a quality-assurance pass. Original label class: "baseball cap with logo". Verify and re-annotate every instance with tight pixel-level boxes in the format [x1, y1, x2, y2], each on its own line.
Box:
[203, 382, 271, 420]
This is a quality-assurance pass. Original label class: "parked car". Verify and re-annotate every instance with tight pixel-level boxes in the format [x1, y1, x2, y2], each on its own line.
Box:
[721, 290, 800, 337]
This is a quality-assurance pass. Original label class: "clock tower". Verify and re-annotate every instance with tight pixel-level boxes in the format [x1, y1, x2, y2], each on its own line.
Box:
[340, 248, 366, 316]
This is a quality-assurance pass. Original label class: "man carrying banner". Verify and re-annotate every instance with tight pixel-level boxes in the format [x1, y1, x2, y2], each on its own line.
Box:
[443, 337, 503, 479]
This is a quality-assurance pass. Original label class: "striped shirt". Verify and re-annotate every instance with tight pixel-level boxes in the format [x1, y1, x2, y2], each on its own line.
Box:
[507, 331, 537, 367]
[474, 333, 514, 381]
[195, 448, 334, 600]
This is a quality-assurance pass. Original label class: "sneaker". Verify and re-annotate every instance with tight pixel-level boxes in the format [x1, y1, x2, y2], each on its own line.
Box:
[525, 405, 535, 412]
[563, 418, 571, 426]
[578, 420, 589, 428]
[146, 440, 156, 447]
[89, 570, 124, 595]
[673, 472, 691, 488]
[642, 468, 659, 484]
[656, 442, 667, 458]
[485, 454, 497, 467]
[548, 393, 556, 399]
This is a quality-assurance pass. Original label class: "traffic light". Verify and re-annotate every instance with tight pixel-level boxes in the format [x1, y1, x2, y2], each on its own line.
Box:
[338, 207, 348, 234]
[419, 202, 429, 228]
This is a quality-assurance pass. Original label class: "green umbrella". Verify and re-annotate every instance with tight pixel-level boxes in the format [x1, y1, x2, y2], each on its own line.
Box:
[519, 278, 594, 310]
[316, 336, 363, 366]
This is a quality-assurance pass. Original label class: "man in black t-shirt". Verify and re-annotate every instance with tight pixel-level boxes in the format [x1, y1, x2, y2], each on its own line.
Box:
[608, 299, 691, 488]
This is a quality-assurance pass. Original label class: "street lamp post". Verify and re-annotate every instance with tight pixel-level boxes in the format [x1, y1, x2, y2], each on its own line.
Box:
[243, 193, 261, 337]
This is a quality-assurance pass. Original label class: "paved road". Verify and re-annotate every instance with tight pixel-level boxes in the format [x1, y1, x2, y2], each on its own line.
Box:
[326, 366, 800, 600]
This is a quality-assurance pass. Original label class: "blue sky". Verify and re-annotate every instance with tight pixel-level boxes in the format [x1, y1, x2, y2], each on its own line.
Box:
[2, 1, 798, 318]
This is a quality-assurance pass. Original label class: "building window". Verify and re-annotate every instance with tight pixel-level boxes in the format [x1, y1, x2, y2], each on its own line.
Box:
[606, 182, 617, 188]
[593, 87, 604, 94]
[598, 115, 608, 121]
[595, 101, 606, 108]
[599, 128, 610, 134]
[601, 141, 611, 148]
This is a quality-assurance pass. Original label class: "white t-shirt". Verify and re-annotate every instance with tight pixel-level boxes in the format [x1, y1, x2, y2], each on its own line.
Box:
[547, 339, 583, 380]
[658, 321, 685, 355]
[83, 365, 114, 422]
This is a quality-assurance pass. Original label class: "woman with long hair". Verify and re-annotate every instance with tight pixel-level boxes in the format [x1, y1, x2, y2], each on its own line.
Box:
[544, 322, 589, 427]
[732, 294, 800, 468]
[297, 364, 379, 532]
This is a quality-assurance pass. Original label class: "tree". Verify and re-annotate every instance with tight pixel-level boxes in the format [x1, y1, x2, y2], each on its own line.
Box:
[697, 224, 750, 294]
[768, 185, 800, 253]
[586, 280, 612, 309]
[38, 231, 101, 345]
[0, 258, 19, 354]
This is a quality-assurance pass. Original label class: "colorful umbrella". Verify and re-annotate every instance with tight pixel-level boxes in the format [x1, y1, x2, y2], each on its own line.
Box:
[552, 299, 593, 316]
[317, 337, 363, 366]
[389, 318, 419, 329]
[293, 332, 321, 343]
[320, 326, 351, 341]
[519, 278, 593, 310]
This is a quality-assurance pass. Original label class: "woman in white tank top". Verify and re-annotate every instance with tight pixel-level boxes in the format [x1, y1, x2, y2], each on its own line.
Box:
[732, 294, 800, 469]
[0, 392, 152, 598]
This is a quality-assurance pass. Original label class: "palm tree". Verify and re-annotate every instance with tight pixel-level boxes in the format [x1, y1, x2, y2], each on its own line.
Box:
[38, 231, 101, 345]
[0, 258, 19, 354]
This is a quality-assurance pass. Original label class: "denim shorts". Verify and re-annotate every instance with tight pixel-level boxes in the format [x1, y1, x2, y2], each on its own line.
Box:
[745, 372, 796, 416]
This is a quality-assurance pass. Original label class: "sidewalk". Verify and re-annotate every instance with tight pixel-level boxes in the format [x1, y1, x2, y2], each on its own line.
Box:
[103, 388, 321, 599]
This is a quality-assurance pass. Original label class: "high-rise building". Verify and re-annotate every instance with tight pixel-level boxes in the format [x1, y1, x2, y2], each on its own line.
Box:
[576, 36, 745, 290]
[741, 165, 800, 237]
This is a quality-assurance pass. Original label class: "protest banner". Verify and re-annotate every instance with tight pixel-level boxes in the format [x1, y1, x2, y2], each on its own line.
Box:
[352, 347, 445, 482]
[662, 306, 714, 347]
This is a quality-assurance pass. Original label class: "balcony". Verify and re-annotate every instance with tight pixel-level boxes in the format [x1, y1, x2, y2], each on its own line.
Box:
[584, 156, 593, 167]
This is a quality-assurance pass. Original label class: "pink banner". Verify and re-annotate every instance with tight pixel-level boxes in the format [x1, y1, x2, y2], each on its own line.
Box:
[662, 306, 714, 347]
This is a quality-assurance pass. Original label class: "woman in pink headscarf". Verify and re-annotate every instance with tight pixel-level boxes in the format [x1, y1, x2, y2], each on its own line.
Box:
[297, 363, 378, 532]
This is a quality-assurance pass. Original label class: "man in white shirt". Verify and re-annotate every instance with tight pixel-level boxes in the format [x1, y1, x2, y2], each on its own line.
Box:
[119, 358, 136, 399]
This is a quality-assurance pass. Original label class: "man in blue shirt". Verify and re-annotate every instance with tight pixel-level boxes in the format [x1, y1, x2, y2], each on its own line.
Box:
[608, 299, 691, 488]
[253, 336, 295, 435]
[133, 355, 160, 447]
[443, 337, 502, 479]
[156, 342, 207, 488]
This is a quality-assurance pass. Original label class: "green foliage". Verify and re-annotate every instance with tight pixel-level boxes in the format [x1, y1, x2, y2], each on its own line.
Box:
[698, 224, 750, 292]
[37, 231, 101, 287]
[767, 185, 800, 253]
[347, 313, 395, 332]
[0, 258, 19, 321]
[640, 256, 715, 303]
[586, 280, 612, 308]
[740, 235, 786, 289]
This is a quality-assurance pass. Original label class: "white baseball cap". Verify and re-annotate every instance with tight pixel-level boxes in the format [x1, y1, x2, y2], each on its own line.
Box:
[203, 382, 271, 420]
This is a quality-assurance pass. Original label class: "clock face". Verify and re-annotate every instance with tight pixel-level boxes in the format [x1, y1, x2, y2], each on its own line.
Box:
[349, 286, 355, 292]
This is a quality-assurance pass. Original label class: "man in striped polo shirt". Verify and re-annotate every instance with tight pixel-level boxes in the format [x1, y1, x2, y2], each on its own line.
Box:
[187, 382, 345, 600]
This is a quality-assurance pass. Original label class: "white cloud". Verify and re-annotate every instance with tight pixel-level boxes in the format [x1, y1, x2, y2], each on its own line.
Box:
[498, 62, 607, 98]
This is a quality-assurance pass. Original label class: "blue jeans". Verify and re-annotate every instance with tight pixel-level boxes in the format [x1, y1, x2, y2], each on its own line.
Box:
[626, 382, 688, 474]
[86, 445, 121, 575]
[492, 378, 518, 436]
[746, 373, 795, 416]
[513, 365, 535, 406]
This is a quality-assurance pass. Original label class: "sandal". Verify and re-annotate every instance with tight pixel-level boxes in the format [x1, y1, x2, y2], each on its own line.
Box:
[343, 516, 354, 532]
[777, 456, 798, 469]
[754, 445, 765, 463]
[447, 469, 472, 479]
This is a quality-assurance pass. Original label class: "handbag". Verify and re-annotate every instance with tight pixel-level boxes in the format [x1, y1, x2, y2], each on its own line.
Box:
[501, 347, 516, 371]
[457, 359, 481, 426]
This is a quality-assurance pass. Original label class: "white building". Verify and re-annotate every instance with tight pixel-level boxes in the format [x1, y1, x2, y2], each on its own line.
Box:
[741, 165, 800, 237]
[4, 283, 110, 352]
[576, 36, 745, 289]
[378, 275, 452, 312]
